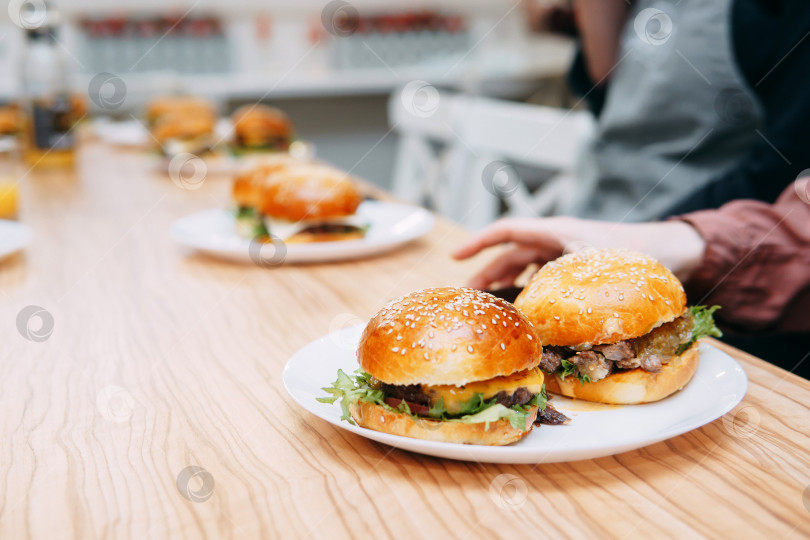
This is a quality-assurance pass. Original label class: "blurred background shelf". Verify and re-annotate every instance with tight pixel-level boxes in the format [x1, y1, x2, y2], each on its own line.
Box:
[0, 0, 574, 198]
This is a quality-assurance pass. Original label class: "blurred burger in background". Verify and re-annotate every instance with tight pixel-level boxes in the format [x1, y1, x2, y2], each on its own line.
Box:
[231, 104, 293, 154]
[146, 96, 217, 156]
[145, 96, 216, 127]
[232, 159, 367, 243]
[0, 104, 22, 137]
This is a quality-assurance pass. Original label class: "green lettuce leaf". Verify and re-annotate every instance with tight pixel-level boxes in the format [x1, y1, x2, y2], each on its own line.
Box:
[677, 305, 723, 354]
[560, 359, 577, 378]
[318, 369, 546, 431]
[559, 359, 591, 384]
[234, 207, 270, 238]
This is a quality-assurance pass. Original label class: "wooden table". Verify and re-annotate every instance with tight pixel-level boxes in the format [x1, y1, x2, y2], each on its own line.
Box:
[1, 141, 809, 539]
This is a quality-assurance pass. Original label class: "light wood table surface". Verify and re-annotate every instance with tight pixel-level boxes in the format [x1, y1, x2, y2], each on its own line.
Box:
[1, 141, 809, 539]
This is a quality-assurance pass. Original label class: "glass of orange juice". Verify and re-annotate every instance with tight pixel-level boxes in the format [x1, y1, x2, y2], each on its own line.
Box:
[0, 136, 20, 220]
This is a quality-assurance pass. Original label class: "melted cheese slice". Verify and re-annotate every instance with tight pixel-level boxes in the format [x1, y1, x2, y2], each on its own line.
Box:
[263, 214, 365, 241]
[423, 368, 544, 415]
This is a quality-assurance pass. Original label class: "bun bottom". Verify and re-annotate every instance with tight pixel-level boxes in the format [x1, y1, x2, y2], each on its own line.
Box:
[286, 229, 365, 243]
[544, 342, 701, 404]
[350, 401, 538, 446]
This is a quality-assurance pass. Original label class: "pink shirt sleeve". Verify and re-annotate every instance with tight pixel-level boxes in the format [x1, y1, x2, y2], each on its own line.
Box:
[674, 182, 810, 333]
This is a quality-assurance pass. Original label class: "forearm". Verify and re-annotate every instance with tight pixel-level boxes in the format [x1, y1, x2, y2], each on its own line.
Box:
[572, 0, 628, 82]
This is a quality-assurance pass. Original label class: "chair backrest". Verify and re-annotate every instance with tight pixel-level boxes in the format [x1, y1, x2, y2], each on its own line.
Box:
[458, 96, 593, 171]
[388, 85, 595, 228]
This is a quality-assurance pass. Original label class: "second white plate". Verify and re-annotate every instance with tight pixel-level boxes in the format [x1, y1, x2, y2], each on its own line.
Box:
[171, 201, 435, 264]
[283, 325, 748, 463]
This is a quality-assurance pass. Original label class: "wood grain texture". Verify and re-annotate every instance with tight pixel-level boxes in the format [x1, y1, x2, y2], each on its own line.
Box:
[1, 139, 809, 539]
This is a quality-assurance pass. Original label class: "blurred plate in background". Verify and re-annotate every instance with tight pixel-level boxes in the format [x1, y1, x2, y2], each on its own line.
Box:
[0, 220, 33, 260]
[171, 200, 434, 264]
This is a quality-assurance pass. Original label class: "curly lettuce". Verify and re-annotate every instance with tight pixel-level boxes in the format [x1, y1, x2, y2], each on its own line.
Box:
[559, 359, 591, 384]
[234, 207, 269, 238]
[317, 369, 546, 431]
[677, 305, 723, 354]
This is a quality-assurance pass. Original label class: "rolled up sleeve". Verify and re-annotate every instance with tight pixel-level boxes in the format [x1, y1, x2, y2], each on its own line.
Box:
[674, 182, 810, 333]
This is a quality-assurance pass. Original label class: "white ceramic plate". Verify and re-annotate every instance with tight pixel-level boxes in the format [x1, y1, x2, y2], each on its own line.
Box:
[0, 220, 33, 260]
[171, 201, 435, 263]
[283, 325, 748, 463]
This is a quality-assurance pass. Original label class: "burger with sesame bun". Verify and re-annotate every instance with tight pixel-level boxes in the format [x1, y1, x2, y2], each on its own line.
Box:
[514, 249, 722, 405]
[232, 161, 367, 243]
[319, 287, 567, 446]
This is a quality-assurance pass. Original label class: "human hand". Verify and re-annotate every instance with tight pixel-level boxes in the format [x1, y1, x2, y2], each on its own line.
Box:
[452, 216, 706, 289]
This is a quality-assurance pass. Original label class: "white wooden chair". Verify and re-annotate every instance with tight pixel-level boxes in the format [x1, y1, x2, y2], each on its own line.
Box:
[388, 86, 596, 229]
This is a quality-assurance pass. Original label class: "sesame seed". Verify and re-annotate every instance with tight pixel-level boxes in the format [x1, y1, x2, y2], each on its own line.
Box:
[451, 344, 457, 351]
[476, 329, 483, 334]
[587, 307, 593, 314]
[396, 335, 403, 341]
[500, 343, 506, 350]
[467, 345, 474, 353]
[527, 334, 533, 340]
[424, 352, 429, 360]
[502, 321, 507, 327]
[401, 349, 407, 355]
[549, 299, 556, 304]
[392, 347, 399, 352]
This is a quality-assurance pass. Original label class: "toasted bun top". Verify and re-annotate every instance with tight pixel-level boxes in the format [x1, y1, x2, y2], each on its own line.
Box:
[359, 287, 542, 386]
[258, 164, 362, 221]
[514, 249, 686, 346]
[232, 105, 293, 139]
[232, 155, 301, 208]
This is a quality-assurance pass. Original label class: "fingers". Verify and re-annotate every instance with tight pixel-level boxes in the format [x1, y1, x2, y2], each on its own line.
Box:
[453, 218, 565, 260]
[452, 222, 513, 260]
[466, 247, 544, 290]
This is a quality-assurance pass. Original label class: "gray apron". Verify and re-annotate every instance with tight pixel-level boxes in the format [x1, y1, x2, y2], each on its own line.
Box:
[573, 0, 762, 221]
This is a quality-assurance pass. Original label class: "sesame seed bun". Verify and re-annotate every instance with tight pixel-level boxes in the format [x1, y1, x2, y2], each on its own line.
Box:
[541, 341, 700, 404]
[258, 164, 363, 222]
[359, 287, 543, 386]
[232, 155, 300, 209]
[515, 248, 698, 404]
[514, 248, 687, 346]
[350, 401, 540, 445]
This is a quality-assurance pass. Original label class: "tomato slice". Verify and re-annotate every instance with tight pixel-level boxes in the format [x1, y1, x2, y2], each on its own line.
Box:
[383, 397, 431, 417]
